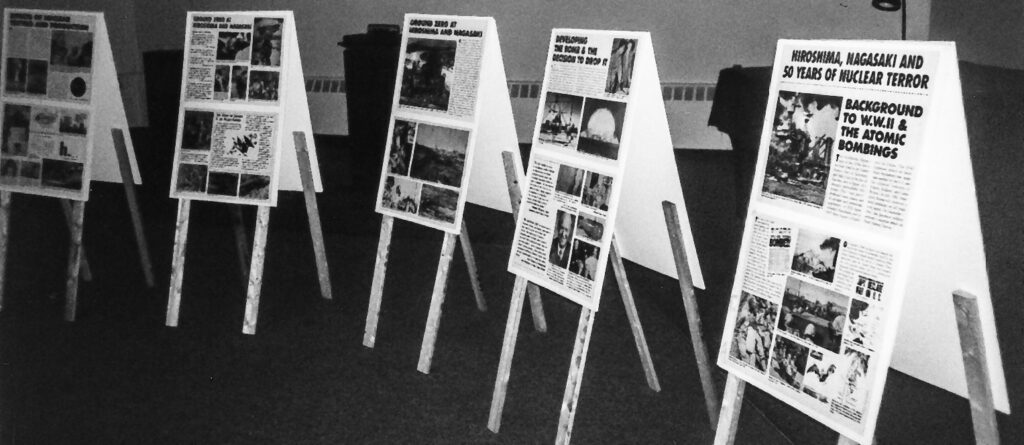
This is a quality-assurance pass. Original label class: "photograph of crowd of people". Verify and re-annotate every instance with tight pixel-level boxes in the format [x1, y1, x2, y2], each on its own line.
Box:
[845, 298, 880, 351]
[207, 171, 240, 196]
[181, 111, 213, 151]
[238, 174, 270, 199]
[729, 291, 779, 372]
[577, 98, 625, 160]
[538, 92, 582, 148]
[407, 123, 467, 188]
[247, 71, 279, 101]
[400, 38, 456, 111]
[801, 349, 843, 403]
[791, 231, 841, 283]
[555, 164, 584, 197]
[381, 175, 421, 214]
[217, 32, 251, 62]
[604, 38, 636, 96]
[549, 210, 576, 270]
[778, 276, 849, 353]
[387, 120, 416, 175]
[762, 91, 841, 207]
[769, 335, 809, 390]
[251, 18, 283, 67]
[568, 239, 599, 280]
[40, 158, 82, 190]
[855, 275, 884, 301]
[175, 163, 208, 193]
[419, 184, 458, 224]
[581, 172, 612, 211]
[575, 213, 604, 243]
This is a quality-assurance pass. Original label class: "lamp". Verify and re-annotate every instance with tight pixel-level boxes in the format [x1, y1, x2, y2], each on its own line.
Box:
[872, 0, 907, 40]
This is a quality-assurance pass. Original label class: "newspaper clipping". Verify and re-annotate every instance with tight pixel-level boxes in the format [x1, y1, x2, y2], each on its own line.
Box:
[508, 30, 640, 310]
[398, 16, 487, 121]
[184, 13, 285, 104]
[172, 109, 277, 203]
[3, 11, 96, 103]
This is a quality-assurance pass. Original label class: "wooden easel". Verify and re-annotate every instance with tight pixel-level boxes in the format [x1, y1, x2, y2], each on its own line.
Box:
[165, 131, 332, 335]
[713, 289, 1000, 445]
[488, 150, 718, 443]
[0, 128, 154, 321]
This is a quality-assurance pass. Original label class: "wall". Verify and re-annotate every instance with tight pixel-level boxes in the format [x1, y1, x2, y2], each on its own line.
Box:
[929, 0, 1024, 69]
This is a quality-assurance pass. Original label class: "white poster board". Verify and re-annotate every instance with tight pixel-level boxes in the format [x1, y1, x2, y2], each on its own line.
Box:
[507, 29, 702, 311]
[717, 40, 1007, 443]
[0, 9, 140, 201]
[169, 11, 320, 207]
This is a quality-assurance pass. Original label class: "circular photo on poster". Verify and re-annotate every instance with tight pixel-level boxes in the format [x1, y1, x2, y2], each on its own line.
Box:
[70, 77, 88, 98]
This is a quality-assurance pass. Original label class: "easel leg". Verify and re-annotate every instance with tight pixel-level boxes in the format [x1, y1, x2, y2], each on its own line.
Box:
[111, 128, 155, 288]
[63, 200, 85, 322]
[363, 216, 394, 348]
[526, 283, 547, 333]
[59, 200, 92, 282]
[487, 276, 529, 432]
[713, 373, 746, 445]
[166, 200, 192, 327]
[953, 290, 1000, 445]
[0, 191, 11, 311]
[229, 205, 249, 281]
[555, 307, 597, 445]
[663, 200, 720, 427]
[609, 238, 661, 391]
[242, 206, 271, 335]
[458, 221, 487, 312]
[417, 232, 457, 374]
[293, 131, 332, 300]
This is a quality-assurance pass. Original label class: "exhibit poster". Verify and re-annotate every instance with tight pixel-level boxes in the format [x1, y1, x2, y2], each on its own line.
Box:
[0, 9, 97, 200]
[718, 40, 941, 442]
[374, 14, 489, 233]
[508, 30, 643, 310]
[170, 12, 292, 205]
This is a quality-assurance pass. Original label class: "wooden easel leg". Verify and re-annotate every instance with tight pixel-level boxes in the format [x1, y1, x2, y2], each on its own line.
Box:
[526, 283, 547, 333]
[417, 232, 458, 374]
[166, 199, 192, 327]
[555, 307, 597, 445]
[0, 191, 11, 311]
[60, 200, 91, 282]
[111, 128, 155, 288]
[488, 275, 529, 432]
[458, 221, 486, 312]
[713, 373, 746, 445]
[609, 238, 661, 391]
[229, 205, 249, 281]
[663, 200, 720, 427]
[293, 131, 332, 300]
[63, 200, 85, 322]
[953, 290, 1000, 445]
[242, 206, 271, 335]
[363, 216, 394, 348]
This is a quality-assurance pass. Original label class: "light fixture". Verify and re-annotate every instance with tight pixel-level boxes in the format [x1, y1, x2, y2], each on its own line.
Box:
[872, 0, 907, 40]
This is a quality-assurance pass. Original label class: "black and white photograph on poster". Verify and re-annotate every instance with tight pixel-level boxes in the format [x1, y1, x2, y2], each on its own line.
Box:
[778, 277, 849, 353]
[577, 98, 626, 160]
[381, 175, 421, 214]
[575, 213, 604, 243]
[729, 291, 779, 373]
[19, 160, 39, 179]
[207, 171, 240, 196]
[225, 130, 259, 160]
[387, 120, 416, 175]
[838, 347, 871, 413]
[217, 31, 252, 62]
[400, 38, 456, 111]
[855, 275, 884, 301]
[408, 123, 467, 187]
[801, 349, 843, 404]
[30, 107, 59, 134]
[604, 38, 636, 95]
[230, 66, 248, 100]
[250, 18, 283, 67]
[49, 31, 92, 69]
[581, 171, 612, 211]
[213, 65, 231, 98]
[2, 105, 30, 156]
[5, 58, 27, 93]
[568, 239, 600, 280]
[247, 71, 279, 101]
[26, 60, 47, 95]
[58, 111, 88, 135]
[549, 210, 576, 270]
[538, 92, 582, 148]
[769, 335, 810, 391]
[176, 164, 208, 193]
[768, 225, 793, 276]
[0, 159, 18, 179]
[40, 159, 82, 190]
[56, 137, 85, 160]
[791, 231, 841, 283]
[845, 298, 880, 351]
[418, 184, 458, 224]
[762, 91, 841, 207]
[554, 164, 584, 197]
[239, 174, 271, 200]
[181, 110, 214, 151]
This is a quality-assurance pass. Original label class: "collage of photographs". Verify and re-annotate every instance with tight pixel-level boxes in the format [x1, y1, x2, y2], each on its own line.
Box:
[379, 118, 468, 227]
[0, 102, 88, 193]
[193, 15, 284, 103]
[548, 162, 614, 284]
[3, 15, 95, 103]
[173, 109, 275, 202]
